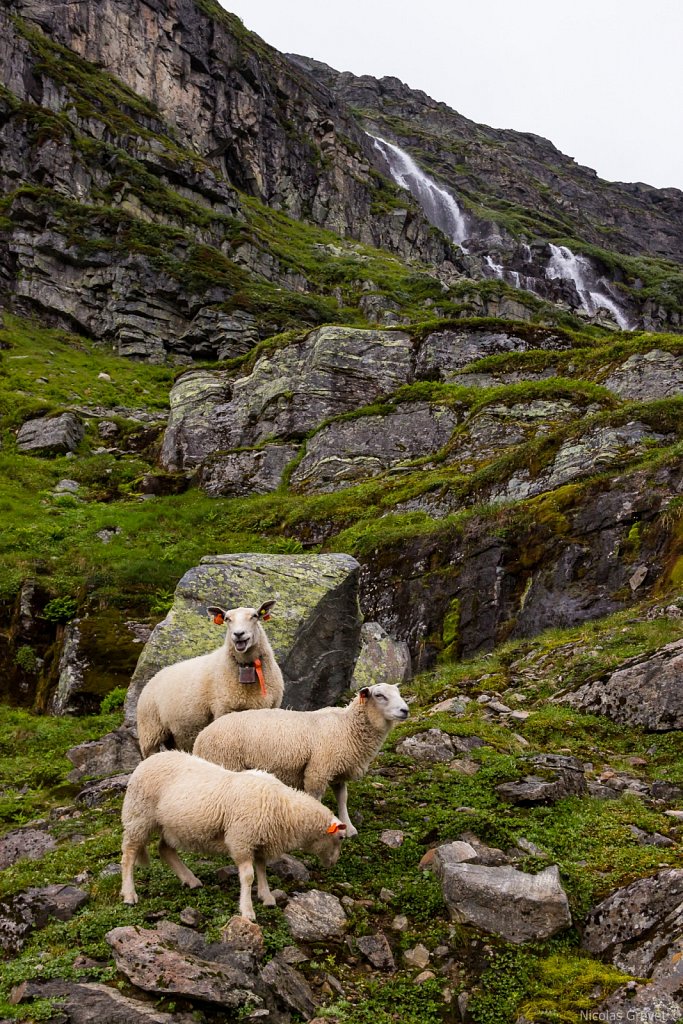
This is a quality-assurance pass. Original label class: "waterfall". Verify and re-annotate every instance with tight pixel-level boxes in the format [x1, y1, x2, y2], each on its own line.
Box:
[484, 255, 504, 278]
[369, 134, 468, 248]
[546, 244, 630, 329]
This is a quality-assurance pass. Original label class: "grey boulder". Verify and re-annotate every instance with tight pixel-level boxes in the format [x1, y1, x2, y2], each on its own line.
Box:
[17, 412, 84, 456]
[558, 639, 683, 730]
[433, 856, 571, 943]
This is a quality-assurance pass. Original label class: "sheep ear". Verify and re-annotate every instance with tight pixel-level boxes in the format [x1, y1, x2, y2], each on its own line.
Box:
[326, 822, 347, 834]
[257, 600, 276, 621]
[359, 687, 370, 702]
[207, 605, 227, 625]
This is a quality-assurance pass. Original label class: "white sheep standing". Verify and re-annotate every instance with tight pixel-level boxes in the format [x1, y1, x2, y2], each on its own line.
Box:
[193, 683, 409, 837]
[136, 600, 284, 757]
[120, 750, 347, 919]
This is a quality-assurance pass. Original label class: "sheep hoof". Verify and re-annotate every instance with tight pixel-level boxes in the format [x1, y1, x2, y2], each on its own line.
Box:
[122, 894, 139, 905]
[262, 896, 276, 907]
[240, 910, 256, 921]
[188, 879, 203, 890]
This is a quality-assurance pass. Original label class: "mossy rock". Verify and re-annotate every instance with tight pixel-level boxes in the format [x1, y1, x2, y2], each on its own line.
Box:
[125, 552, 362, 718]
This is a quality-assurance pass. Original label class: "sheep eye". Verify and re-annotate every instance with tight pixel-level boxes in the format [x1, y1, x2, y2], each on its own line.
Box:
[252, 613, 258, 619]
[376, 693, 387, 701]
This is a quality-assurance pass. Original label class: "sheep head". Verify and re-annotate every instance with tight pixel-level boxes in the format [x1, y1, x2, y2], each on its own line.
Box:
[206, 601, 276, 658]
[304, 818, 347, 867]
[358, 683, 409, 725]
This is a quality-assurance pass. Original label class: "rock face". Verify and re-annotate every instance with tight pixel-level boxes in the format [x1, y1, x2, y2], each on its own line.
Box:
[490, 422, 666, 504]
[125, 552, 362, 719]
[604, 349, 683, 400]
[559, 639, 683, 730]
[161, 327, 414, 472]
[67, 726, 142, 782]
[16, 413, 84, 455]
[291, 403, 457, 493]
[360, 463, 680, 663]
[433, 856, 571, 943]
[414, 328, 570, 380]
[198, 444, 299, 498]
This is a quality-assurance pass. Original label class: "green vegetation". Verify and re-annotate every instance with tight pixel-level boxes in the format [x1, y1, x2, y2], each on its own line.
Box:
[3, 600, 683, 1020]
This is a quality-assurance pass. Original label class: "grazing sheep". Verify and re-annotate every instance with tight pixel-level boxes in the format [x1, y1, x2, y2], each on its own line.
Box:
[193, 683, 409, 837]
[136, 600, 284, 757]
[120, 750, 347, 919]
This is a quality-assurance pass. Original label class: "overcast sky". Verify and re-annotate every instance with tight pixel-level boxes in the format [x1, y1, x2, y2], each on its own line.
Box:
[219, 0, 682, 191]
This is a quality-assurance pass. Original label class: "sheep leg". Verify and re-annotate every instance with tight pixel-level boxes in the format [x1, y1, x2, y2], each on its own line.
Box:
[158, 839, 203, 889]
[331, 781, 358, 837]
[237, 860, 256, 920]
[121, 838, 142, 904]
[254, 855, 276, 907]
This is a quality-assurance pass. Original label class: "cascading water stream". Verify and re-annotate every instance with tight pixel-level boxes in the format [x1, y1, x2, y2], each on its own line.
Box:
[546, 244, 630, 329]
[368, 134, 469, 248]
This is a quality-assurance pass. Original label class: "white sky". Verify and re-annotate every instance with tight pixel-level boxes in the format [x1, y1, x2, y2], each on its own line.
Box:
[219, 0, 683, 191]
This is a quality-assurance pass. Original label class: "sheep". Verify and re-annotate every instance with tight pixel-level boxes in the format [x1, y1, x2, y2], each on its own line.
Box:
[120, 750, 347, 918]
[193, 682, 409, 837]
[136, 600, 284, 757]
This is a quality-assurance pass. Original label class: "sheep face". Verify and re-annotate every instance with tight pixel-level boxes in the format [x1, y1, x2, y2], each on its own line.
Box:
[303, 820, 347, 867]
[359, 683, 409, 723]
[207, 601, 276, 656]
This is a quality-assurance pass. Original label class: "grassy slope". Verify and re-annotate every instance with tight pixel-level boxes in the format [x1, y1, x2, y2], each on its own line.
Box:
[3, 604, 683, 1022]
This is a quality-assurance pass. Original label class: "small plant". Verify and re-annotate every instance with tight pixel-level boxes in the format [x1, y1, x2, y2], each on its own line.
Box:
[99, 686, 127, 714]
[42, 596, 78, 623]
[149, 588, 174, 615]
[15, 644, 38, 674]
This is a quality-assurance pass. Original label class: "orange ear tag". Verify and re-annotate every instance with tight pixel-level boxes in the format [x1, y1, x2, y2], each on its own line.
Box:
[359, 691, 367, 703]
[262, 613, 271, 621]
[254, 657, 267, 698]
[327, 823, 339, 834]
[213, 613, 224, 625]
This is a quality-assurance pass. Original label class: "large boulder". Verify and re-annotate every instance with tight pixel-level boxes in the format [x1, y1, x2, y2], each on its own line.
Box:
[433, 855, 571, 943]
[161, 327, 414, 472]
[16, 412, 84, 456]
[125, 552, 362, 720]
[582, 868, 683, 976]
[10, 979, 197, 1024]
[106, 924, 283, 1017]
[558, 639, 683, 730]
